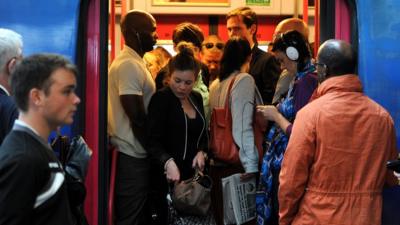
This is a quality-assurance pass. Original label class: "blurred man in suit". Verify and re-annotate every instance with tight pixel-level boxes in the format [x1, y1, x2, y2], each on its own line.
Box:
[0, 28, 23, 144]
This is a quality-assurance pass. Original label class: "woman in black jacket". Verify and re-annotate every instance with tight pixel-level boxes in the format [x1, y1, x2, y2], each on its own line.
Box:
[147, 46, 209, 224]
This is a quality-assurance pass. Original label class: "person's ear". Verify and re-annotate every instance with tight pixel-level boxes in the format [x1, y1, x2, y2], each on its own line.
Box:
[30, 88, 45, 107]
[193, 47, 201, 60]
[249, 24, 257, 36]
[6, 57, 17, 75]
[246, 54, 252, 64]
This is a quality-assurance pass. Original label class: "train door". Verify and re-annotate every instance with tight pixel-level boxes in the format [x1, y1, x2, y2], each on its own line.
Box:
[0, 1, 108, 224]
[356, 0, 400, 224]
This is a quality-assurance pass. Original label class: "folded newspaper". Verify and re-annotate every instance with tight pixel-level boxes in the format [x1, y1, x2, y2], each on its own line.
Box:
[222, 173, 256, 225]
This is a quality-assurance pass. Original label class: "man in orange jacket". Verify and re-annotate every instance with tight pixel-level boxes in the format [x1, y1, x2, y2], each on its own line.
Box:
[278, 39, 398, 225]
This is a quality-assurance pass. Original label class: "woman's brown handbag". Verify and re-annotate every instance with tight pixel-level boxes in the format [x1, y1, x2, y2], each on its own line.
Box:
[171, 170, 213, 216]
[209, 77, 240, 164]
[209, 76, 265, 165]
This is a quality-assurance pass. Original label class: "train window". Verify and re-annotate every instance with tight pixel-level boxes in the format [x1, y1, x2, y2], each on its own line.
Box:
[152, 0, 229, 6]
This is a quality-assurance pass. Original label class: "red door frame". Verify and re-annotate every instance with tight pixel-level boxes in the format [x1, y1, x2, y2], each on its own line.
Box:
[84, 0, 100, 222]
[335, 0, 351, 42]
[84, 0, 108, 224]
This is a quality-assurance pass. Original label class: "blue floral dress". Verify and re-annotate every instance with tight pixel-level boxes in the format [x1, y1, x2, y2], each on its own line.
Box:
[256, 62, 316, 225]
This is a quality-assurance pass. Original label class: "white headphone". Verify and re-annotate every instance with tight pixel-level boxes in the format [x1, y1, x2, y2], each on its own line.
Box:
[286, 46, 299, 61]
[280, 32, 299, 61]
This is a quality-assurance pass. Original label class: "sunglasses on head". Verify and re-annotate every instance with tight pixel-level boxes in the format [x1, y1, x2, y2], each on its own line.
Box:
[203, 42, 224, 50]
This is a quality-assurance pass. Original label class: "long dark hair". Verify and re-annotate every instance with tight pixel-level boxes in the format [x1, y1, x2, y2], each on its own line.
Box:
[219, 36, 251, 81]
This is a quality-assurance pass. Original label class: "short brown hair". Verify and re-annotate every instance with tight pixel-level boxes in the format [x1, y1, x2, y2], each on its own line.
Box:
[172, 22, 204, 49]
[226, 7, 258, 43]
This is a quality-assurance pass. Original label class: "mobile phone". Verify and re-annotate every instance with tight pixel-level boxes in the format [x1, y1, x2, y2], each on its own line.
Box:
[386, 159, 400, 173]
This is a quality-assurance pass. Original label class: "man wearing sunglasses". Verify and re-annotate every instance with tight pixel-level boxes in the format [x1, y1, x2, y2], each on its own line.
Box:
[0, 28, 23, 145]
[201, 35, 224, 85]
[226, 7, 280, 104]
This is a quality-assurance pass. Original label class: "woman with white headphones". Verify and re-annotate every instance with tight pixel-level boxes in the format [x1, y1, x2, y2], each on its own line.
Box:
[255, 30, 319, 225]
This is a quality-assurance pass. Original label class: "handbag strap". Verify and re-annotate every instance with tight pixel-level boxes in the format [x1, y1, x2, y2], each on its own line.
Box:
[224, 75, 237, 118]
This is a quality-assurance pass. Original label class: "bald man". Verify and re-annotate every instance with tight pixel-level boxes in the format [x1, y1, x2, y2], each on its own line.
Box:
[108, 10, 158, 225]
[201, 35, 224, 84]
[274, 18, 309, 41]
[278, 40, 398, 225]
[272, 18, 310, 104]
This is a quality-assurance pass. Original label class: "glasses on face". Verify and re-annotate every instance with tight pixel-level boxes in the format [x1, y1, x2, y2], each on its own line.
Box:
[202, 42, 224, 50]
[314, 61, 327, 69]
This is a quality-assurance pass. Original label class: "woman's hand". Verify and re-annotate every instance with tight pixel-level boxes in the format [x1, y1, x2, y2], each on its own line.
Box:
[192, 151, 206, 171]
[165, 159, 180, 182]
[256, 105, 280, 122]
[257, 105, 291, 132]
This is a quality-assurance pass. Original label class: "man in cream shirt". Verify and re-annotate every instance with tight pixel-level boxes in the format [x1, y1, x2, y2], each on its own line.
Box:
[108, 10, 158, 225]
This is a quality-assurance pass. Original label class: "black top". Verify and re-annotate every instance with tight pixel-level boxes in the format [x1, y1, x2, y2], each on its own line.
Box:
[0, 88, 18, 145]
[146, 87, 208, 180]
[249, 46, 281, 104]
[181, 114, 203, 179]
[0, 125, 74, 225]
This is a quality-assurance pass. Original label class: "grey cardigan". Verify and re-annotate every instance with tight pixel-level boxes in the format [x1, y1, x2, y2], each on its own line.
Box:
[209, 72, 263, 173]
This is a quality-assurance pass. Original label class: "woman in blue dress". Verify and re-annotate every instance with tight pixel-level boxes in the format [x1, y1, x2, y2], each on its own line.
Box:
[256, 30, 318, 225]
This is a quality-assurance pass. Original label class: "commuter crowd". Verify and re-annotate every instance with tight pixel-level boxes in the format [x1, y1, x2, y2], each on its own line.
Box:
[0, 5, 399, 225]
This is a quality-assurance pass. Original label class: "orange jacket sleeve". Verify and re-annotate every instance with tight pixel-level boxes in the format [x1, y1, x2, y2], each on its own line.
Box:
[278, 107, 316, 225]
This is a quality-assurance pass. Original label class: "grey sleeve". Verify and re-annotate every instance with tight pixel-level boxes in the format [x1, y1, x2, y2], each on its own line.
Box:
[230, 74, 259, 173]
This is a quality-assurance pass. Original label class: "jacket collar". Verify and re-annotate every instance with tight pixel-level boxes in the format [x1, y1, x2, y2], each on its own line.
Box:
[251, 44, 262, 56]
[13, 120, 52, 150]
[0, 84, 10, 96]
[312, 74, 362, 100]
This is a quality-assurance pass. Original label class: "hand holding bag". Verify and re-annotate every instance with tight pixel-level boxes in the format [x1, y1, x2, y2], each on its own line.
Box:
[171, 170, 213, 216]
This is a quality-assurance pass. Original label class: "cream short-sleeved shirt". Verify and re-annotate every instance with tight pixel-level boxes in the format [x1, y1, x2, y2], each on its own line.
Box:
[108, 45, 156, 158]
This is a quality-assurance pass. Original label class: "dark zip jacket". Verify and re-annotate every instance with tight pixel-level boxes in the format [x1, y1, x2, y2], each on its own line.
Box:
[146, 87, 208, 179]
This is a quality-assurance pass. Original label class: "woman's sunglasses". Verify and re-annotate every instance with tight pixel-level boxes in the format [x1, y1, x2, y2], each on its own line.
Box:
[202, 42, 224, 50]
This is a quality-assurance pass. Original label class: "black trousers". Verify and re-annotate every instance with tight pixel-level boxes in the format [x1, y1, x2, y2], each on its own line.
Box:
[148, 158, 168, 225]
[114, 152, 150, 225]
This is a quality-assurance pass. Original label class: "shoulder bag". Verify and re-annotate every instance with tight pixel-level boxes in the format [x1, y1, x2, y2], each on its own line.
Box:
[209, 76, 265, 165]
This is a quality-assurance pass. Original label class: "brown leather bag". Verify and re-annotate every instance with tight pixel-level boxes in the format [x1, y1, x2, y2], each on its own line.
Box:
[209, 76, 265, 165]
[171, 170, 213, 216]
